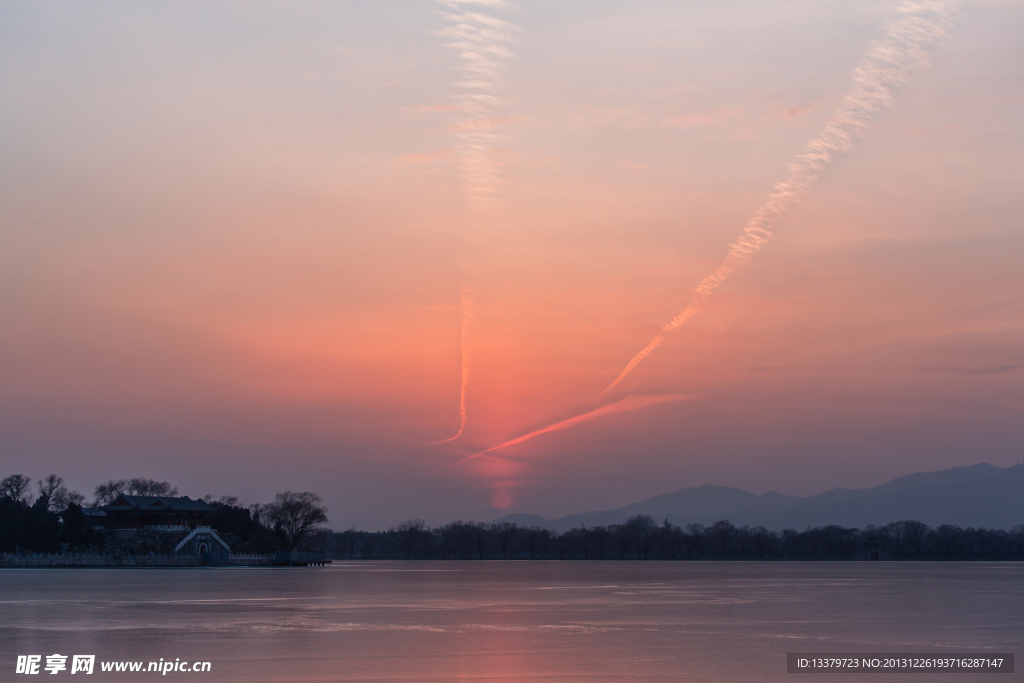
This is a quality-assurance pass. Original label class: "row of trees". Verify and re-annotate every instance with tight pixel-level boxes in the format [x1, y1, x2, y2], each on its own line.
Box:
[0, 474, 86, 511]
[5, 472, 1023, 560]
[0, 473, 328, 554]
[320, 516, 1024, 561]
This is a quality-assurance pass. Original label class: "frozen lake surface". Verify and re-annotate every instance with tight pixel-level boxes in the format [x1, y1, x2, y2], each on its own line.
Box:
[2, 562, 1021, 681]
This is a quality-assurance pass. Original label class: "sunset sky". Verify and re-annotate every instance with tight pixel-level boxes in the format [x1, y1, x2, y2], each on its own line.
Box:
[1, 0, 1022, 529]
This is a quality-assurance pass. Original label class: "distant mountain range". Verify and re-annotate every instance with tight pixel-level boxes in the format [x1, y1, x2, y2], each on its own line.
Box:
[493, 463, 1024, 531]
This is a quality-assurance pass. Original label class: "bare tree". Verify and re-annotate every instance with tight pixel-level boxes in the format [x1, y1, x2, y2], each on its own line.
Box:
[780, 528, 799, 558]
[1, 474, 33, 503]
[127, 478, 178, 497]
[1010, 525, 1024, 554]
[93, 479, 129, 505]
[684, 523, 705, 559]
[626, 514, 657, 558]
[93, 478, 177, 505]
[440, 522, 475, 559]
[562, 528, 589, 559]
[522, 527, 550, 559]
[337, 528, 364, 559]
[266, 491, 328, 550]
[38, 474, 64, 500]
[933, 524, 961, 558]
[37, 474, 81, 511]
[203, 494, 239, 508]
[611, 523, 633, 558]
[660, 520, 684, 560]
[592, 525, 611, 559]
[469, 522, 492, 559]
[394, 519, 426, 558]
[249, 503, 267, 522]
[710, 520, 736, 559]
[749, 526, 777, 559]
[489, 522, 518, 559]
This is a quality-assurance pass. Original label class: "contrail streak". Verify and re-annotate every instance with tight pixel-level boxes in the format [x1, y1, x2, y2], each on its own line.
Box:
[429, 292, 473, 443]
[449, 394, 694, 466]
[600, 0, 957, 398]
[433, 1, 520, 442]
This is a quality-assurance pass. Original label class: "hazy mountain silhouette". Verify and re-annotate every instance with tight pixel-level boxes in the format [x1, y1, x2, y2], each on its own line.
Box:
[493, 463, 1024, 531]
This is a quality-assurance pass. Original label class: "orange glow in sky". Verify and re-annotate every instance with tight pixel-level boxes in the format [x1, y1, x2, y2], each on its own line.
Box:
[1, 0, 1022, 528]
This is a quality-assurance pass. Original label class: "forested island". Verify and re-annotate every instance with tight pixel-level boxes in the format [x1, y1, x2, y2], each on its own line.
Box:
[0, 474, 323, 557]
[3, 473, 1023, 561]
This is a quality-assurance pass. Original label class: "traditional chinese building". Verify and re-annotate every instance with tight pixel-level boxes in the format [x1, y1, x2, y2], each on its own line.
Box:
[98, 494, 232, 556]
[101, 495, 215, 531]
[80, 507, 107, 529]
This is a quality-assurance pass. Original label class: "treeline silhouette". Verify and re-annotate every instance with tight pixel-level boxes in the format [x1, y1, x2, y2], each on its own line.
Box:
[323, 516, 1024, 561]
[5, 472, 1023, 560]
[0, 491, 275, 554]
[1, 474, 326, 554]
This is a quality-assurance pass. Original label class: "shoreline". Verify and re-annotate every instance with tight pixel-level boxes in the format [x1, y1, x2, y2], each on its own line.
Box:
[4, 554, 1020, 568]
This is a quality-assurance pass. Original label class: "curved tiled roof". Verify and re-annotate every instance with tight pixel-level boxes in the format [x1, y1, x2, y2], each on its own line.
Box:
[102, 495, 213, 513]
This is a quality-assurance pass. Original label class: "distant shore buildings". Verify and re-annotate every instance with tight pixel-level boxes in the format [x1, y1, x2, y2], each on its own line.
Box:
[84, 494, 230, 556]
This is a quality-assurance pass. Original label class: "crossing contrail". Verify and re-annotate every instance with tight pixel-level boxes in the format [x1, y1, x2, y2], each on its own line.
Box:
[449, 394, 694, 466]
[432, 0, 520, 442]
[600, 0, 957, 398]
